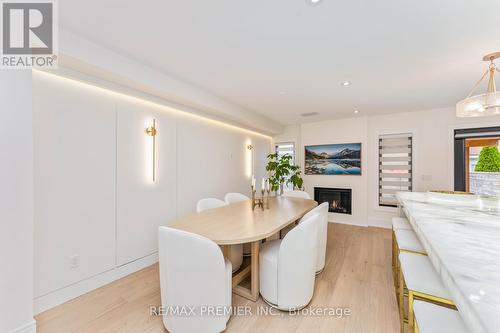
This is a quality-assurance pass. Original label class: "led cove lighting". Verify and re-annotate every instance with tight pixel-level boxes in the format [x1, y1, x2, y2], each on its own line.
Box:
[33, 69, 272, 139]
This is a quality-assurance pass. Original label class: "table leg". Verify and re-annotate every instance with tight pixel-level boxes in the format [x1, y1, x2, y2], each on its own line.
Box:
[222, 245, 231, 261]
[250, 240, 260, 301]
[232, 240, 260, 302]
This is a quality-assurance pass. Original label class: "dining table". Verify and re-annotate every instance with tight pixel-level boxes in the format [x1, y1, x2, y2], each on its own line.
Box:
[172, 196, 317, 302]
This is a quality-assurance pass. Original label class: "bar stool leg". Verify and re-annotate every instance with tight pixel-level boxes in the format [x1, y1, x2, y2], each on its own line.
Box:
[399, 267, 404, 333]
[408, 290, 415, 333]
[392, 231, 397, 283]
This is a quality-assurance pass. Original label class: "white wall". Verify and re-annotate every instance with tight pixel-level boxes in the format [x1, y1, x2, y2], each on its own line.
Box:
[276, 108, 500, 228]
[34, 74, 117, 297]
[0, 72, 36, 333]
[300, 118, 369, 226]
[367, 107, 500, 227]
[32, 70, 271, 313]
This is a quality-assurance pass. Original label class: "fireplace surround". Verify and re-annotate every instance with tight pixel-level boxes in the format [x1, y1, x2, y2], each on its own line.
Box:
[314, 187, 352, 215]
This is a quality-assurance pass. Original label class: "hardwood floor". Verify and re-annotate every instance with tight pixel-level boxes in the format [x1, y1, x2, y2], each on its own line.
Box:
[35, 223, 400, 333]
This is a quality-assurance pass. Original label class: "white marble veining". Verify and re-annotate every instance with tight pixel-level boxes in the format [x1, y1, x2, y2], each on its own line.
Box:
[397, 192, 500, 333]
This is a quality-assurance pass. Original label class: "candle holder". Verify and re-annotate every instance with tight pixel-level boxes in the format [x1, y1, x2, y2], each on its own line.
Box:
[251, 187, 264, 211]
[265, 188, 271, 209]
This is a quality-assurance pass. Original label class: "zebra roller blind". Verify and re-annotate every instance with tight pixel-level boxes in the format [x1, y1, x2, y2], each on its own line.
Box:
[379, 134, 412, 207]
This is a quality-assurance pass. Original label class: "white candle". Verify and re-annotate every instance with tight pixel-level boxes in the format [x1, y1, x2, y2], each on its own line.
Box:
[266, 179, 270, 191]
[261, 178, 265, 191]
[251, 176, 256, 189]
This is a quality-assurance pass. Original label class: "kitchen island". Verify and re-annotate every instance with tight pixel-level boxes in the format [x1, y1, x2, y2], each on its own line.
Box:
[397, 191, 500, 333]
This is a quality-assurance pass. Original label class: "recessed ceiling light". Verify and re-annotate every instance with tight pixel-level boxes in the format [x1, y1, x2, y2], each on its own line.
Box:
[341, 81, 352, 87]
[301, 112, 320, 117]
[307, 0, 323, 6]
[354, 110, 359, 114]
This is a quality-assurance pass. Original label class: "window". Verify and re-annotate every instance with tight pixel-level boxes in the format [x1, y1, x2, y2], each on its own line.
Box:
[379, 134, 412, 207]
[454, 127, 500, 194]
[275, 142, 295, 190]
[275, 142, 295, 164]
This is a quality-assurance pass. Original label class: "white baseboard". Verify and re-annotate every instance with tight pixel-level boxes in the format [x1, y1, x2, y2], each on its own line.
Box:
[34, 252, 158, 315]
[8, 320, 36, 333]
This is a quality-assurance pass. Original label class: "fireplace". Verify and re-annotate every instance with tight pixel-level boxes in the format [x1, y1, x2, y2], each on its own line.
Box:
[314, 187, 352, 215]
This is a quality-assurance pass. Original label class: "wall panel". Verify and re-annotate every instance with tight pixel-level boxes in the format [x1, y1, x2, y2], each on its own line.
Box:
[116, 100, 177, 265]
[33, 73, 116, 297]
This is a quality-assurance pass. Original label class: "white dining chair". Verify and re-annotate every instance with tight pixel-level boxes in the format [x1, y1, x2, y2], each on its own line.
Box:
[224, 193, 252, 256]
[158, 227, 232, 333]
[224, 192, 250, 204]
[301, 202, 329, 274]
[259, 213, 319, 311]
[280, 202, 329, 274]
[282, 190, 311, 199]
[196, 198, 243, 272]
[196, 198, 228, 212]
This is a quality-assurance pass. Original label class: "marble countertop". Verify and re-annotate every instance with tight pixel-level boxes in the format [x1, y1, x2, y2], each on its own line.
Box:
[397, 192, 500, 333]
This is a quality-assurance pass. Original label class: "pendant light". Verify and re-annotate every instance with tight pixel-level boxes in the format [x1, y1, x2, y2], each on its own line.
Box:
[456, 52, 500, 117]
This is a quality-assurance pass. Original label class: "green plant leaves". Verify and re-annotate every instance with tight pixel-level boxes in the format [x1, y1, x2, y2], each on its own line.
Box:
[475, 146, 500, 172]
[266, 153, 304, 192]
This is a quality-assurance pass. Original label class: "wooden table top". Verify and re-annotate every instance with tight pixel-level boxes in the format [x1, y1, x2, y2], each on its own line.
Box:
[172, 196, 318, 245]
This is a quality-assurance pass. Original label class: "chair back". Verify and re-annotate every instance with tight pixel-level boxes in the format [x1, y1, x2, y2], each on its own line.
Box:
[196, 198, 227, 212]
[282, 190, 311, 199]
[301, 202, 329, 272]
[278, 213, 319, 309]
[158, 226, 228, 333]
[224, 192, 250, 204]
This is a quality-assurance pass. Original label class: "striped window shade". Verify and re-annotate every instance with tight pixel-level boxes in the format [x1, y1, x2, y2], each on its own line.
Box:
[379, 134, 413, 207]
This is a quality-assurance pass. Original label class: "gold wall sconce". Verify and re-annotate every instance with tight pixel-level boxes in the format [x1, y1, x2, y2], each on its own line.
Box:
[247, 144, 253, 150]
[145, 119, 157, 182]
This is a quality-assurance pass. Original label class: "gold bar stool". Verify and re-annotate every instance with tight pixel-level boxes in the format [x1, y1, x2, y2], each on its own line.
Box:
[413, 300, 467, 333]
[398, 252, 456, 333]
[393, 228, 427, 303]
[391, 217, 413, 279]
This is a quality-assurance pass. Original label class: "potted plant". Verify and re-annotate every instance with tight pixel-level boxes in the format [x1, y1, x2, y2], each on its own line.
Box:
[474, 146, 500, 172]
[265, 153, 304, 195]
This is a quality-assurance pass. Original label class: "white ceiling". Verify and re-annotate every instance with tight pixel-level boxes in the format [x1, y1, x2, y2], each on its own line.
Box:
[60, 0, 500, 125]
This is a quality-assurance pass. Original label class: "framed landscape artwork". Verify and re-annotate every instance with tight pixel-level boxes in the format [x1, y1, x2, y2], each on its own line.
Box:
[305, 143, 361, 175]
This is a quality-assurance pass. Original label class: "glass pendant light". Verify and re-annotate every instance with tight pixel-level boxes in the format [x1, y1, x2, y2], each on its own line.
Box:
[456, 52, 500, 117]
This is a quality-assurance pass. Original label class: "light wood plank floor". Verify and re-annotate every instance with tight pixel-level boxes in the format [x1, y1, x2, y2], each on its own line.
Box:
[35, 223, 400, 333]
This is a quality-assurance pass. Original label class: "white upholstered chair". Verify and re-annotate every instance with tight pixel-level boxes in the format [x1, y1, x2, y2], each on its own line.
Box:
[196, 198, 228, 212]
[224, 192, 250, 204]
[196, 198, 243, 272]
[224, 193, 252, 256]
[301, 202, 329, 273]
[158, 227, 232, 333]
[280, 202, 329, 274]
[282, 190, 311, 199]
[259, 213, 319, 310]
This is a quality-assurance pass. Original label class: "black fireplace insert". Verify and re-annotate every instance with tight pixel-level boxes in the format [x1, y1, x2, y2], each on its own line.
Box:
[314, 187, 352, 215]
